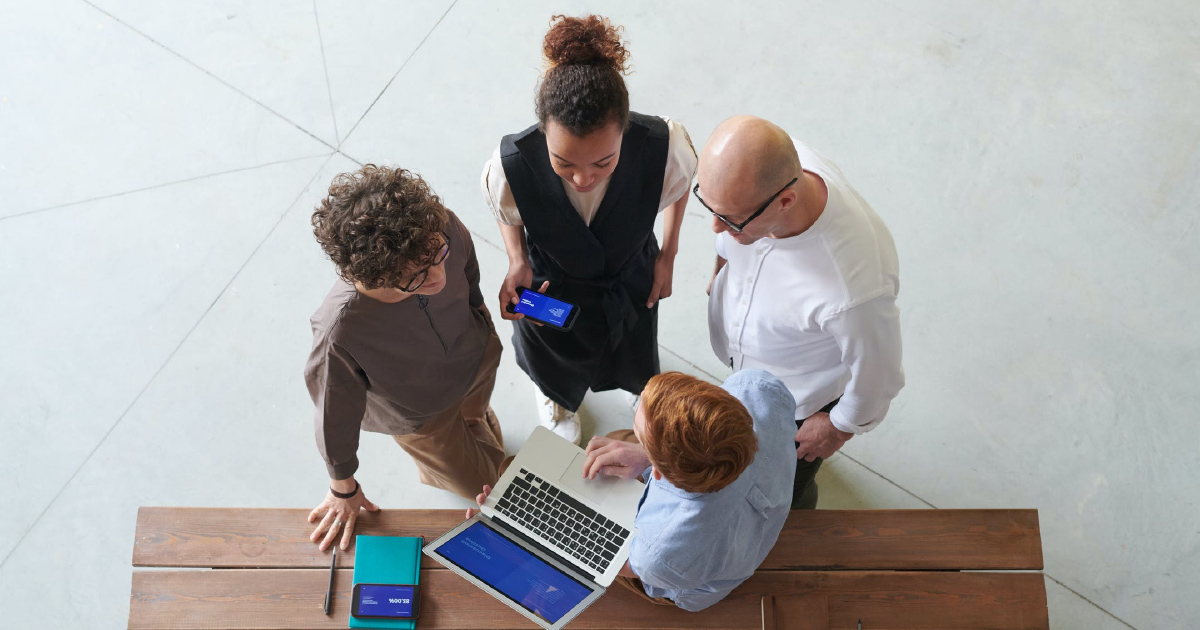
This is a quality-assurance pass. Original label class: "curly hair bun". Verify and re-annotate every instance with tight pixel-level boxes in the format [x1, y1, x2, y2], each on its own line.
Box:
[543, 14, 630, 74]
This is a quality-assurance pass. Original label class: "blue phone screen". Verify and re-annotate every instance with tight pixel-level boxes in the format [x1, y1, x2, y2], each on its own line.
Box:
[514, 290, 575, 327]
[356, 584, 415, 618]
[438, 521, 592, 624]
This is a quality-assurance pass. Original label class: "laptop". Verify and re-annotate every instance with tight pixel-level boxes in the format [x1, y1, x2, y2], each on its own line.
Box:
[424, 426, 646, 630]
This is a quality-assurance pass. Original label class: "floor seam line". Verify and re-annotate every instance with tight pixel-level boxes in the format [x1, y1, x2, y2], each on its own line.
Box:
[832, 455, 1138, 628]
[80, 0, 336, 152]
[2, 154, 332, 220]
[0, 154, 334, 574]
[312, 0, 340, 145]
[338, 150, 364, 167]
[338, 0, 458, 148]
[1044, 574, 1140, 630]
[835, 452, 939, 509]
[657, 345, 722, 383]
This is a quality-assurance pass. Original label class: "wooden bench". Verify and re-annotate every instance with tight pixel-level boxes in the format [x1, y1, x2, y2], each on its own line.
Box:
[130, 507, 1047, 629]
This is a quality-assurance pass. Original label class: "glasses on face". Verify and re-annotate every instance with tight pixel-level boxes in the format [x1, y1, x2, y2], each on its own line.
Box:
[397, 234, 451, 292]
[692, 177, 800, 233]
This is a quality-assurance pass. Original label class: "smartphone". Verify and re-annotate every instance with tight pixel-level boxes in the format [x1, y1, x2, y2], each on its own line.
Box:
[506, 287, 580, 331]
[351, 583, 420, 619]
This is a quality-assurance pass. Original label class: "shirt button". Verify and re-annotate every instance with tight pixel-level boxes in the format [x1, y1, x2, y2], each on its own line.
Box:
[733, 322, 740, 328]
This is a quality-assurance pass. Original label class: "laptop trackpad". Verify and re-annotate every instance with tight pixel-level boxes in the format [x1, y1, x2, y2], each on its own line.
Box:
[558, 453, 617, 505]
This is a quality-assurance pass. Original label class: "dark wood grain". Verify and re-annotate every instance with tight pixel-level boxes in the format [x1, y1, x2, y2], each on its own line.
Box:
[129, 569, 1048, 630]
[771, 509, 1043, 571]
[762, 595, 829, 630]
[133, 507, 1042, 571]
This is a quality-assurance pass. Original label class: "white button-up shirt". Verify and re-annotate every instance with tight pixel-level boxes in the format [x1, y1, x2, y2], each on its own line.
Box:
[708, 142, 904, 434]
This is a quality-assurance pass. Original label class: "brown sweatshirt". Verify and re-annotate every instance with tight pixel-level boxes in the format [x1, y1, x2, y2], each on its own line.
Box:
[305, 211, 491, 479]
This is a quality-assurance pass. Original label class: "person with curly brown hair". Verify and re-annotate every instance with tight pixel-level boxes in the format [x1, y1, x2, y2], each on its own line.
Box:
[304, 165, 506, 552]
[481, 14, 697, 444]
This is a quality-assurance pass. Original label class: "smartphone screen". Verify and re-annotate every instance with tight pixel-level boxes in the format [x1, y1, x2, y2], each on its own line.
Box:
[513, 289, 577, 329]
[352, 584, 419, 619]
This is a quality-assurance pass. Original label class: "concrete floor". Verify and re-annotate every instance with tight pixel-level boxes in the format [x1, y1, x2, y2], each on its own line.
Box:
[1, 1, 1196, 628]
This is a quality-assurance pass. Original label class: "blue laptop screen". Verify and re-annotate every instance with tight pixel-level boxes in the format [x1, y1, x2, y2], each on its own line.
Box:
[438, 520, 592, 624]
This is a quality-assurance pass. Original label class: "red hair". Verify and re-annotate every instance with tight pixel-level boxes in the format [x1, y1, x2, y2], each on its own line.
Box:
[640, 372, 757, 493]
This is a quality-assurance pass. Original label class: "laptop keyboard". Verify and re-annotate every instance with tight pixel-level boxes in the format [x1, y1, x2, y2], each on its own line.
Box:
[496, 468, 630, 574]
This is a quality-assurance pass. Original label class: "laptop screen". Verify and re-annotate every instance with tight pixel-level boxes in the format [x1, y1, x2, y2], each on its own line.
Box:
[437, 520, 593, 624]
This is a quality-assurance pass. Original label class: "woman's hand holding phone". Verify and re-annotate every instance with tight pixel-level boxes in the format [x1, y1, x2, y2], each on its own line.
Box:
[500, 277, 551, 326]
[498, 262, 533, 321]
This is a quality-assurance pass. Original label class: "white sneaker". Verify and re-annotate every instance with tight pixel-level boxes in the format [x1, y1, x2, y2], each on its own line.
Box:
[624, 390, 641, 412]
[535, 387, 581, 445]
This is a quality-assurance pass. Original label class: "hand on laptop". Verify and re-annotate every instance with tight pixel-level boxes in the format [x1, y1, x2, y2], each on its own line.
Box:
[465, 484, 492, 519]
[582, 436, 653, 480]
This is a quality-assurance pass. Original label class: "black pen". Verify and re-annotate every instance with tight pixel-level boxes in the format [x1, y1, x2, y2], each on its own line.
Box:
[324, 545, 337, 615]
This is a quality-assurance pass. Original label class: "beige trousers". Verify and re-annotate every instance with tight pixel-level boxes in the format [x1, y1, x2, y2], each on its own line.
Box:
[392, 332, 507, 500]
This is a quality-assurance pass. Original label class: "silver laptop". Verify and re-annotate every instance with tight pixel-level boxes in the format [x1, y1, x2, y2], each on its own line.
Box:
[424, 426, 645, 630]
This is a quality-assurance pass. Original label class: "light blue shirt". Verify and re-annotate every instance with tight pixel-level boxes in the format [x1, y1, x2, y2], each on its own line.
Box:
[628, 369, 797, 611]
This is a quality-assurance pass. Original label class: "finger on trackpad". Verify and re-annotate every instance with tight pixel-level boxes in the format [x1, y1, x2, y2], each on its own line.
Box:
[559, 453, 617, 504]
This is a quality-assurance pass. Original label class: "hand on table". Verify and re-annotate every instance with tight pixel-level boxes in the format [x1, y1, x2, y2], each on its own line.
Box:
[582, 436, 652, 480]
[794, 412, 853, 462]
[308, 481, 379, 552]
[465, 485, 492, 519]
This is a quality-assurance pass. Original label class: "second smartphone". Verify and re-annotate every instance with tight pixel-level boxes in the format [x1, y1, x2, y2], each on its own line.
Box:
[506, 287, 580, 331]
[351, 583, 420, 619]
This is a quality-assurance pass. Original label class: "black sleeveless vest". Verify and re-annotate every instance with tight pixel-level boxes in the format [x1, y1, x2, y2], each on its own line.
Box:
[500, 112, 670, 410]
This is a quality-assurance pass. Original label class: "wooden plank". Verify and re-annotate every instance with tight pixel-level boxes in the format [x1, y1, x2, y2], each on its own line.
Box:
[129, 569, 1048, 630]
[770, 509, 1043, 571]
[133, 507, 1042, 571]
[761, 595, 829, 630]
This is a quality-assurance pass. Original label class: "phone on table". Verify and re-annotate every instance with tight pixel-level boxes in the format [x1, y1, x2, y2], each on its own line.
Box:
[351, 583, 420, 619]
[506, 286, 580, 331]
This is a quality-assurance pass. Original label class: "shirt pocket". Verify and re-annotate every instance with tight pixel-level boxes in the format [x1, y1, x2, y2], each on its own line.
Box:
[746, 483, 775, 518]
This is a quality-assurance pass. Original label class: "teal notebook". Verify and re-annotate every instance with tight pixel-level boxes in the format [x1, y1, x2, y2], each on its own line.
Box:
[349, 535, 423, 629]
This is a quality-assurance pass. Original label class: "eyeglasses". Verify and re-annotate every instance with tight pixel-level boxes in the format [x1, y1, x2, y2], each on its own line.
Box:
[397, 234, 451, 292]
[692, 177, 799, 233]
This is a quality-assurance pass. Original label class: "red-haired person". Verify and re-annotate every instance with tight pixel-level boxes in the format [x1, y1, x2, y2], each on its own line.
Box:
[304, 166, 506, 551]
[481, 15, 697, 444]
[468, 370, 797, 610]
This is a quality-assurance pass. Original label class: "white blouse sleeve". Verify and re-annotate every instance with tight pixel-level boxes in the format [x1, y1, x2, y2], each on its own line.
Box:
[480, 145, 524, 226]
[657, 117, 698, 212]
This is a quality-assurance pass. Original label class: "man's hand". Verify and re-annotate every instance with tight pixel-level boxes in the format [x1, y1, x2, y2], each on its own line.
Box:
[583, 436, 652, 480]
[308, 480, 380, 552]
[499, 262, 533, 321]
[646, 250, 676, 308]
[795, 412, 853, 462]
[465, 485, 492, 519]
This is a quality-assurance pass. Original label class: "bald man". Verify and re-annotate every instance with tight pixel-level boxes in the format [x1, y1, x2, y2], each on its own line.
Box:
[696, 116, 904, 509]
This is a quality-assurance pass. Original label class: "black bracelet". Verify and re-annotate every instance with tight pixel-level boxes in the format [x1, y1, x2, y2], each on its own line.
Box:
[330, 481, 359, 499]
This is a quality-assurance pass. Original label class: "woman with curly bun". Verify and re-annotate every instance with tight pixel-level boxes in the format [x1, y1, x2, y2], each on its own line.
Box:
[304, 165, 506, 552]
[481, 14, 697, 444]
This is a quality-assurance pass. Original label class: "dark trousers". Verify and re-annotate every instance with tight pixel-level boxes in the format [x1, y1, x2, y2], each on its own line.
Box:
[791, 398, 840, 510]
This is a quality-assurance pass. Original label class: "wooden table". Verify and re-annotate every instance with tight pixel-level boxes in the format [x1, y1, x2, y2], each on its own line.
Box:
[130, 507, 1048, 630]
